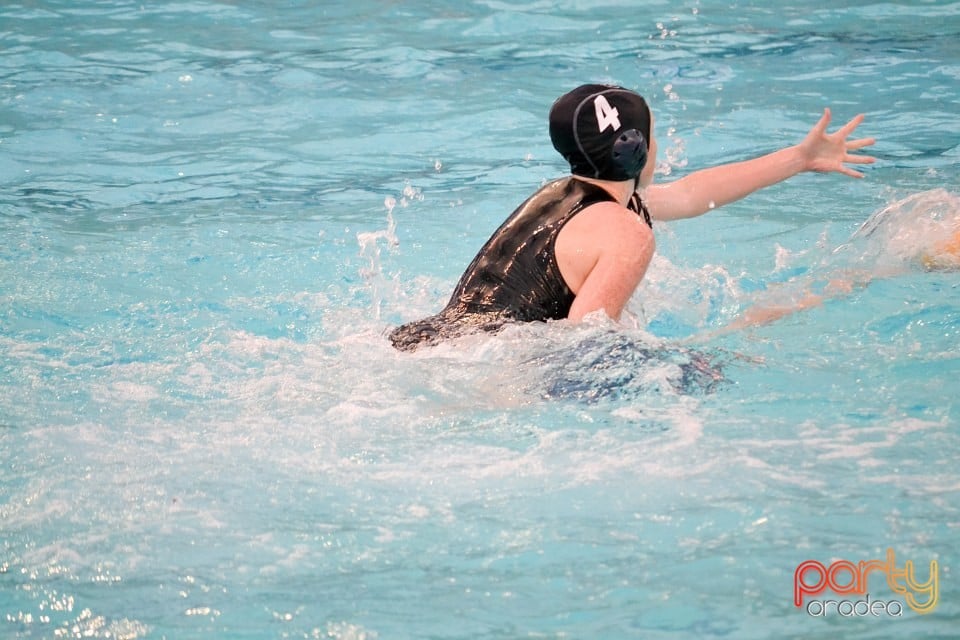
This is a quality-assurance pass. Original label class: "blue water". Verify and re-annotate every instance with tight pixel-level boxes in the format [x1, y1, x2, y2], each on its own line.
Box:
[2, 1, 959, 638]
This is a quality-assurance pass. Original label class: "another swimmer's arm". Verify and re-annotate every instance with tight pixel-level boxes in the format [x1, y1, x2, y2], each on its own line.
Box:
[643, 109, 876, 222]
[713, 269, 880, 336]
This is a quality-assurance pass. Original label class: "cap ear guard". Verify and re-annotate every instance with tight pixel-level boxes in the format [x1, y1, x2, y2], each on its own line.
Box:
[611, 128, 648, 180]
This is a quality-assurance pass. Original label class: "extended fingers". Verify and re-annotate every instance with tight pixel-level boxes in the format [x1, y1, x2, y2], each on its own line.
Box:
[844, 153, 876, 164]
[840, 144, 876, 177]
[844, 135, 876, 166]
[807, 109, 876, 178]
[846, 136, 876, 150]
[838, 165, 866, 179]
[813, 107, 832, 135]
[836, 113, 866, 138]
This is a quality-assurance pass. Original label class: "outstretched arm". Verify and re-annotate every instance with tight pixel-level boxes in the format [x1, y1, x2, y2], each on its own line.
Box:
[723, 273, 868, 332]
[695, 269, 876, 342]
[643, 109, 876, 221]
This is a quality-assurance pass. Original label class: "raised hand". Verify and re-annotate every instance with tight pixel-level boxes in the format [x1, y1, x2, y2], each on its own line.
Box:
[800, 108, 876, 178]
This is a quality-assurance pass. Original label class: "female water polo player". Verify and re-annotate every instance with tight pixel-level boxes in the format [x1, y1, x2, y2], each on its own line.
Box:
[389, 83, 875, 351]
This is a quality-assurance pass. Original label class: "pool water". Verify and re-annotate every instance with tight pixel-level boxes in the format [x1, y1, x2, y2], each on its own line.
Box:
[2, 1, 959, 638]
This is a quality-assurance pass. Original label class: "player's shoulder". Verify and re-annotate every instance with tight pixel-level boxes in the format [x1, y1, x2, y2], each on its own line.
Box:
[577, 200, 654, 238]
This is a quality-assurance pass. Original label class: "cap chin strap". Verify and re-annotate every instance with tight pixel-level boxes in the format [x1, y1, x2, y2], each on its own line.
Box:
[628, 183, 653, 229]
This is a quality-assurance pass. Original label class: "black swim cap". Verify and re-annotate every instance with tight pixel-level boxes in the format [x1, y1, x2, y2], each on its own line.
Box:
[549, 84, 651, 182]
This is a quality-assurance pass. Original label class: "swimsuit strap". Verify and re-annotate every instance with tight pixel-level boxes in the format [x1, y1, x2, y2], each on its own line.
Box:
[628, 193, 653, 229]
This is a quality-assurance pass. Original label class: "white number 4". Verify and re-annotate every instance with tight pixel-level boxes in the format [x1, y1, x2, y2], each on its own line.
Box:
[594, 95, 621, 133]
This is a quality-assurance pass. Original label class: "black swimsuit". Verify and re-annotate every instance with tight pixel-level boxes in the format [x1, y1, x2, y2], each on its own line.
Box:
[389, 177, 651, 351]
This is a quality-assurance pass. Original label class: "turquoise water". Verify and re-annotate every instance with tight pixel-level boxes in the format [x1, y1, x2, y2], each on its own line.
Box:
[2, 1, 959, 638]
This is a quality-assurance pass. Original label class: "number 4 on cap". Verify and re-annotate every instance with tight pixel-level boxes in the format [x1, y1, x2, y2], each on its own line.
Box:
[594, 95, 621, 133]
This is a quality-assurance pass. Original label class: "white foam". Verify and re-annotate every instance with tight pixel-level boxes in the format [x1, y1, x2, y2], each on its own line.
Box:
[320, 621, 379, 640]
[842, 188, 960, 269]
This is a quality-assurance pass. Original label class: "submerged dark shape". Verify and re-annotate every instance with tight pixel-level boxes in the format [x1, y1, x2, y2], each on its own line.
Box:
[532, 331, 726, 401]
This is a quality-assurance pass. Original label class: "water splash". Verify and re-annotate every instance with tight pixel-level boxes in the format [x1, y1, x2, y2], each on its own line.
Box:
[356, 190, 410, 319]
[837, 188, 960, 272]
[706, 189, 960, 335]
[357, 197, 400, 276]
